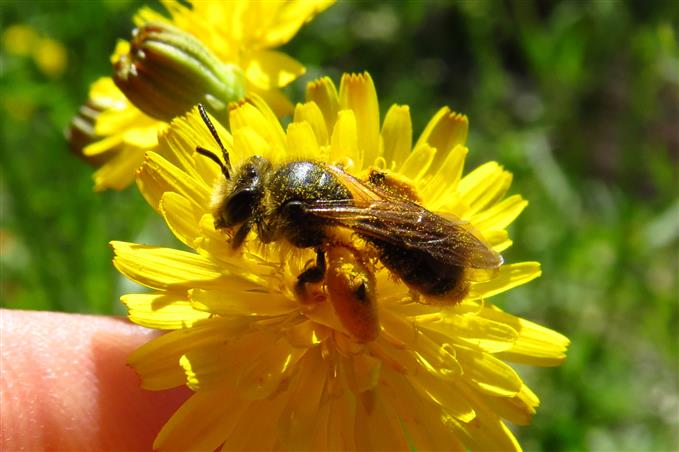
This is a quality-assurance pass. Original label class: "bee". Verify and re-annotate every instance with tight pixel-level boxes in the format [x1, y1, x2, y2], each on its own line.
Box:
[195, 105, 503, 342]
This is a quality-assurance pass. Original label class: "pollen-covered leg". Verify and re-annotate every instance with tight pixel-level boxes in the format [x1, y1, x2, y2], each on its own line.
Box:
[326, 246, 379, 342]
[294, 249, 326, 304]
[367, 167, 421, 202]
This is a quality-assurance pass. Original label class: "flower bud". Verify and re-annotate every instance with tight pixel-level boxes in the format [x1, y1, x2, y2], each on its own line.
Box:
[113, 22, 245, 122]
[66, 94, 110, 165]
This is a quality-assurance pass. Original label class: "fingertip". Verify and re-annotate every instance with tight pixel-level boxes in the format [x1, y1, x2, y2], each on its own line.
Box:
[0, 309, 190, 450]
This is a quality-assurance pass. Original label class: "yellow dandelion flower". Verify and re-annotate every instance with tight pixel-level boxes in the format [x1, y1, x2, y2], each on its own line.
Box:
[2, 24, 38, 56]
[68, 77, 161, 190]
[68, 0, 333, 191]
[33, 37, 68, 78]
[2, 24, 67, 78]
[113, 72, 569, 451]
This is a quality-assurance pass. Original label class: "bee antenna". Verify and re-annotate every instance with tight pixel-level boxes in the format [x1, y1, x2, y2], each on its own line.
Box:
[196, 146, 230, 179]
[197, 104, 231, 171]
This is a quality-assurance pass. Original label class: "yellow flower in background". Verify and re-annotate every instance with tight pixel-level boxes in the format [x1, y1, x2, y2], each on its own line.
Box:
[2, 24, 67, 78]
[135, 0, 334, 116]
[67, 77, 162, 189]
[112, 72, 569, 450]
[68, 0, 333, 191]
[3, 24, 38, 56]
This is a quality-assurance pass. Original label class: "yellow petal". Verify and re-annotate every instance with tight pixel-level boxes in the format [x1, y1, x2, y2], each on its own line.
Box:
[381, 369, 466, 451]
[492, 237, 514, 253]
[309, 391, 333, 450]
[355, 389, 410, 451]
[346, 352, 382, 394]
[305, 76, 339, 136]
[82, 134, 123, 157]
[302, 300, 349, 336]
[468, 262, 542, 300]
[189, 288, 296, 317]
[133, 5, 167, 26]
[369, 337, 419, 376]
[87, 76, 124, 102]
[214, 1, 250, 44]
[399, 142, 436, 183]
[445, 409, 521, 452]
[232, 126, 272, 165]
[121, 124, 159, 148]
[243, 49, 305, 89]
[154, 386, 249, 452]
[260, 0, 335, 47]
[238, 336, 309, 400]
[339, 72, 380, 167]
[179, 328, 282, 391]
[136, 151, 211, 211]
[422, 144, 469, 210]
[415, 106, 468, 169]
[278, 350, 328, 449]
[380, 307, 418, 348]
[250, 84, 294, 118]
[194, 214, 237, 260]
[285, 320, 331, 348]
[420, 310, 519, 353]
[457, 162, 513, 217]
[472, 194, 528, 232]
[455, 345, 522, 397]
[230, 100, 286, 158]
[481, 384, 539, 426]
[220, 393, 288, 451]
[380, 104, 412, 168]
[325, 378, 358, 449]
[236, 0, 285, 44]
[247, 91, 290, 139]
[483, 229, 511, 250]
[92, 146, 146, 192]
[286, 121, 322, 161]
[128, 316, 248, 390]
[495, 317, 570, 367]
[111, 241, 234, 291]
[453, 382, 523, 451]
[121, 292, 210, 330]
[159, 107, 230, 185]
[159, 192, 204, 249]
[329, 109, 359, 169]
[293, 101, 329, 146]
[179, 345, 235, 392]
[410, 370, 476, 423]
[415, 330, 463, 378]
[95, 102, 156, 136]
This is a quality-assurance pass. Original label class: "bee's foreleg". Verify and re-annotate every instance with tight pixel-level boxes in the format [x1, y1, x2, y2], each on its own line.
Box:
[294, 249, 326, 303]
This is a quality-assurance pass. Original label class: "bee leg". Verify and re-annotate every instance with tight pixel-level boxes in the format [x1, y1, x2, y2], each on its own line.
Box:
[230, 220, 253, 249]
[326, 247, 379, 342]
[294, 249, 326, 303]
[367, 167, 421, 203]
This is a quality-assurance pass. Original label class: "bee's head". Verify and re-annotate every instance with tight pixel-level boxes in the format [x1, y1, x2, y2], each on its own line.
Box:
[214, 155, 269, 230]
[194, 104, 270, 247]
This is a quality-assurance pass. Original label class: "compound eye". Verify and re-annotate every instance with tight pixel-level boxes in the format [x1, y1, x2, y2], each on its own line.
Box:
[222, 189, 257, 227]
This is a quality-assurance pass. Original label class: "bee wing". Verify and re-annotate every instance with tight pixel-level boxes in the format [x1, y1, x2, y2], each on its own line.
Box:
[299, 199, 503, 270]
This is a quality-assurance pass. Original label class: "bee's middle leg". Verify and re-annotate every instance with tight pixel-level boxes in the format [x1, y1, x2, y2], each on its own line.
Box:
[295, 249, 326, 303]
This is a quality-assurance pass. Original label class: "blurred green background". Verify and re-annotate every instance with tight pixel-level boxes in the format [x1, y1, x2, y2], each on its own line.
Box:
[1, 1, 677, 450]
